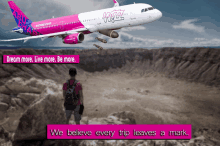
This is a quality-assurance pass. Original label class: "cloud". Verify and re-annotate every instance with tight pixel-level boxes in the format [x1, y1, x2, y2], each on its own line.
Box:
[0, 43, 19, 47]
[172, 19, 205, 33]
[0, 0, 112, 26]
[75, 33, 220, 48]
[194, 38, 208, 41]
[52, 30, 220, 48]
[5, 30, 14, 33]
[0, 1, 219, 49]
[2, 0, 112, 21]
[51, 0, 112, 14]
[73, 32, 175, 48]
[120, 26, 146, 32]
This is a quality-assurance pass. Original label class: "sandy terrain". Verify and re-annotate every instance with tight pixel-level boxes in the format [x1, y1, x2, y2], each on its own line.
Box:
[2, 71, 220, 138]
[76, 72, 220, 133]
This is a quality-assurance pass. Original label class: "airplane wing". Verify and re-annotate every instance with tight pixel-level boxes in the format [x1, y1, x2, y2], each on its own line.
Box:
[0, 27, 87, 42]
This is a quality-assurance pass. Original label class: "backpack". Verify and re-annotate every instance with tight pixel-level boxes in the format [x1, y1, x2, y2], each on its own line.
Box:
[65, 79, 80, 106]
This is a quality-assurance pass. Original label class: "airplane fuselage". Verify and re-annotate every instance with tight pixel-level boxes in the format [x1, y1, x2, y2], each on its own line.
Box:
[79, 3, 162, 31]
[14, 3, 162, 36]
[3, 1, 162, 44]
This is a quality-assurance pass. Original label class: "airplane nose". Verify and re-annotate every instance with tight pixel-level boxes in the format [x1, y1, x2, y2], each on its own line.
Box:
[157, 10, 162, 19]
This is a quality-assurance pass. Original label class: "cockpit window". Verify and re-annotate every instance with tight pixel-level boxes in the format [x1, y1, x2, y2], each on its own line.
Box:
[142, 7, 154, 13]
[148, 7, 154, 10]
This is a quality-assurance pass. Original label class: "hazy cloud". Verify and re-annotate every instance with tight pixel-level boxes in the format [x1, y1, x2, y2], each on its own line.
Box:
[54, 30, 220, 48]
[194, 38, 208, 41]
[51, 0, 113, 14]
[172, 19, 205, 33]
[120, 26, 146, 32]
[0, 0, 219, 49]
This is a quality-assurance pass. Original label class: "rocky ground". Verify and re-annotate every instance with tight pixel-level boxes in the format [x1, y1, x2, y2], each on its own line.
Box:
[0, 47, 220, 146]
[0, 47, 220, 86]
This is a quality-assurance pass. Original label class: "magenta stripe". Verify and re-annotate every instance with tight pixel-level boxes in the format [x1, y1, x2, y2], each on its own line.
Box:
[63, 33, 80, 44]
[83, 31, 92, 34]
[3, 55, 80, 64]
[8, 1, 29, 20]
[31, 14, 85, 35]
[47, 124, 192, 139]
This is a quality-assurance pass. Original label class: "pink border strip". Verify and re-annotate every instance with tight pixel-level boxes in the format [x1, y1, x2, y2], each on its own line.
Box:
[47, 124, 192, 139]
[3, 55, 80, 64]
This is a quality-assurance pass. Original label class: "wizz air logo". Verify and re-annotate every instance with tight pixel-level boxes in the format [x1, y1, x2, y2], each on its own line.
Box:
[11, 8, 41, 36]
[102, 9, 125, 23]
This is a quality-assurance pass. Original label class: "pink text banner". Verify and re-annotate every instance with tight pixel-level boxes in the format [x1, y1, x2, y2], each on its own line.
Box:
[47, 124, 191, 139]
[3, 55, 80, 64]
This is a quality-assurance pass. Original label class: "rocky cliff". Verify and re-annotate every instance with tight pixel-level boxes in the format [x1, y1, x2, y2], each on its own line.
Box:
[0, 77, 219, 146]
[0, 47, 220, 146]
[0, 47, 219, 87]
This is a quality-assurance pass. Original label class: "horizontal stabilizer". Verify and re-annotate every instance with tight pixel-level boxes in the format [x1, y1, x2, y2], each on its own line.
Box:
[23, 39, 28, 43]
[8, 1, 32, 27]
[41, 37, 47, 41]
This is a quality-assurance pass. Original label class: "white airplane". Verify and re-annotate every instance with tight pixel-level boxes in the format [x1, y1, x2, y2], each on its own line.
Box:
[1, 0, 162, 44]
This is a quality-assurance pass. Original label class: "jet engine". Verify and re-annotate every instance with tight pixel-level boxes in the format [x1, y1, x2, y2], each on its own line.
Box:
[98, 30, 119, 38]
[62, 33, 84, 44]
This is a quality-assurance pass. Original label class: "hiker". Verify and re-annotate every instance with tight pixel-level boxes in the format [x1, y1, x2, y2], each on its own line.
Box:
[63, 68, 84, 125]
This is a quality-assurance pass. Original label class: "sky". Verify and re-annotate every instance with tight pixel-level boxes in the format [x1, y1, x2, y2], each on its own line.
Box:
[0, 0, 220, 49]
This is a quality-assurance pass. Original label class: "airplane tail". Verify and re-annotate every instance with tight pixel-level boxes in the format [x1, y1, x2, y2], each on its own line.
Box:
[8, 1, 32, 27]
[113, 0, 119, 7]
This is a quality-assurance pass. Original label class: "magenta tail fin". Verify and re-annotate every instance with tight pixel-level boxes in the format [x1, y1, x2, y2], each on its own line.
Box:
[8, 1, 32, 27]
